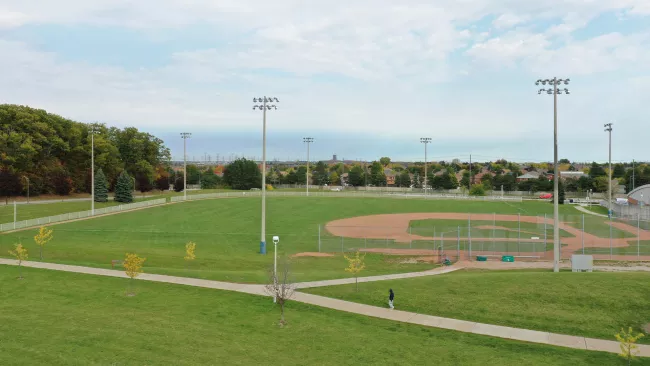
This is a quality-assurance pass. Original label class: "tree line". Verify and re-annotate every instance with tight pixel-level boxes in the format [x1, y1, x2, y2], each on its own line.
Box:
[0, 104, 170, 202]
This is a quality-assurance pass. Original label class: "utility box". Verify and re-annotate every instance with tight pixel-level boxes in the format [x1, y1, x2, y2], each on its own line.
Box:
[571, 255, 593, 272]
[501, 255, 514, 262]
[476, 256, 488, 261]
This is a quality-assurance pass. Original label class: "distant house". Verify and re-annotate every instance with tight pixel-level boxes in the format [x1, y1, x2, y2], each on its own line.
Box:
[340, 172, 349, 186]
[384, 168, 396, 186]
[516, 171, 541, 182]
[559, 171, 585, 180]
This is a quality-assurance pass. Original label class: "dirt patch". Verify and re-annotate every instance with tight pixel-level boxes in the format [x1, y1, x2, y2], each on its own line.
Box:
[292, 252, 335, 258]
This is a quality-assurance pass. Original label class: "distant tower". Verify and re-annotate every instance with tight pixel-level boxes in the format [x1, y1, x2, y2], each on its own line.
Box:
[333, 154, 338, 161]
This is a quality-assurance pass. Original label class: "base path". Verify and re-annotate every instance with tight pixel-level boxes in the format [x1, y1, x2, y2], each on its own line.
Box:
[2, 258, 648, 357]
[326, 212, 650, 261]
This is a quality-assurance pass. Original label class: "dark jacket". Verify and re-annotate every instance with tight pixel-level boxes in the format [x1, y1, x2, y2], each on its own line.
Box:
[389, 290, 394, 301]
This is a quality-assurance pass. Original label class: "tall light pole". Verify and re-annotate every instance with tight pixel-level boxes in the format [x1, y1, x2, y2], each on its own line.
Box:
[180, 132, 192, 201]
[632, 159, 636, 191]
[253, 97, 279, 255]
[420, 138, 431, 193]
[89, 124, 98, 215]
[303, 137, 314, 196]
[604, 123, 613, 214]
[536, 77, 570, 273]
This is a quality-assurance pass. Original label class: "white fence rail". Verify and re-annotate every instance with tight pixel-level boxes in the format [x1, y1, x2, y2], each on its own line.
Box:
[1, 198, 167, 232]
[170, 191, 523, 202]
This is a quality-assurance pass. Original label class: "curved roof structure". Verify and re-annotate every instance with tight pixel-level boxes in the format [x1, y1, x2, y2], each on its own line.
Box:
[627, 184, 650, 205]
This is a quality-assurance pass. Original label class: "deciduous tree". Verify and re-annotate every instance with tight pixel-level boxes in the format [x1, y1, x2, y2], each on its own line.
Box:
[33, 226, 53, 260]
[264, 259, 295, 327]
[8, 243, 28, 279]
[344, 250, 366, 291]
[123, 253, 146, 296]
[223, 158, 262, 190]
[0, 166, 21, 204]
[184, 241, 196, 268]
[615, 327, 644, 366]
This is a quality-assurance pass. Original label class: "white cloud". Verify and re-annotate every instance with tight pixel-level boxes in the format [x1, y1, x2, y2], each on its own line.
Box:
[492, 13, 528, 29]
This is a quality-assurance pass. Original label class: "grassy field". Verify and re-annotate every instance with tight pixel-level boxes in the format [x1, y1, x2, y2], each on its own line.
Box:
[0, 197, 632, 282]
[304, 269, 650, 343]
[0, 266, 629, 366]
[409, 218, 575, 238]
[582, 240, 650, 256]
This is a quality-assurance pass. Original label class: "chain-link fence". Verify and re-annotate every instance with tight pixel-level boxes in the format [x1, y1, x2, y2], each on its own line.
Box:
[0, 199, 167, 232]
[318, 212, 650, 262]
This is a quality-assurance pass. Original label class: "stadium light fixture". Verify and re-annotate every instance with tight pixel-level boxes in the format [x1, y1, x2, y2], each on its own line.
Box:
[535, 77, 570, 273]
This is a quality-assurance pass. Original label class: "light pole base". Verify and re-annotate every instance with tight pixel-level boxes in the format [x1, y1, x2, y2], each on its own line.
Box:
[260, 241, 267, 254]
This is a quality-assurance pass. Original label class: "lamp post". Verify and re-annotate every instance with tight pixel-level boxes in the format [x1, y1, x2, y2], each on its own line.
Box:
[89, 124, 98, 215]
[180, 132, 192, 200]
[604, 123, 613, 215]
[420, 138, 431, 194]
[303, 137, 314, 196]
[272, 235, 279, 303]
[253, 97, 279, 255]
[536, 77, 570, 273]
[22, 176, 29, 203]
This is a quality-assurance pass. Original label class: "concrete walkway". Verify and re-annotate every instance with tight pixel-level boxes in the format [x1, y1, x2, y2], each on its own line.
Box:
[575, 205, 608, 218]
[1, 258, 648, 357]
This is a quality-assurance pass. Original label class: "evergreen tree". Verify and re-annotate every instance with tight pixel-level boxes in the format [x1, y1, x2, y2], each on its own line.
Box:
[558, 180, 566, 204]
[114, 171, 134, 203]
[94, 168, 109, 202]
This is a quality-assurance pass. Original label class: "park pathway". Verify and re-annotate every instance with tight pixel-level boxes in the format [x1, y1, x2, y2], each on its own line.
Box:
[1, 258, 648, 357]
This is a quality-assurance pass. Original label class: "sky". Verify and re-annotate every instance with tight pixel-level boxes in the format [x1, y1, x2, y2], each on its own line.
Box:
[1, 1, 649, 164]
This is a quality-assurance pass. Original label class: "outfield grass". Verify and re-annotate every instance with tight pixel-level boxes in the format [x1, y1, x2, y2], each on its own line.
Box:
[0, 197, 624, 283]
[0, 266, 628, 365]
[304, 269, 650, 343]
[581, 240, 650, 256]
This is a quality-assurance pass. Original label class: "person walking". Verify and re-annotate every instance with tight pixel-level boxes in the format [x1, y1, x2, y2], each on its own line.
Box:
[388, 289, 395, 309]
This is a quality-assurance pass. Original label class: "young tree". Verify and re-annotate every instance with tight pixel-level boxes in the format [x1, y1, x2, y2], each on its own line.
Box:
[264, 259, 295, 327]
[330, 171, 340, 186]
[123, 253, 146, 296]
[8, 243, 28, 279]
[94, 168, 109, 202]
[615, 327, 644, 366]
[114, 171, 134, 203]
[344, 250, 366, 291]
[173, 176, 184, 192]
[184, 241, 196, 268]
[0, 167, 22, 204]
[33, 226, 54, 260]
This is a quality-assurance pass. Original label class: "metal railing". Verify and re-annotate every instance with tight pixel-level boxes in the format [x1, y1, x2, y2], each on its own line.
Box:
[170, 191, 523, 202]
[0, 199, 167, 232]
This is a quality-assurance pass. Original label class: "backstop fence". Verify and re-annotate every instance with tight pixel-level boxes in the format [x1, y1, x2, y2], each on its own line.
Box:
[318, 213, 650, 262]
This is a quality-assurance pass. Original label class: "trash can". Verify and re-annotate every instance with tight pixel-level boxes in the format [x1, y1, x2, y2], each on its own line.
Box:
[476, 256, 487, 261]
[502, 255, 514, 262]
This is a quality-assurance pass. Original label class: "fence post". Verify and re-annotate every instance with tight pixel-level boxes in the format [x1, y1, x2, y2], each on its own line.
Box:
[341, 236, 343, 253]
[517, 213, 521, 256]
[457, 226, 460, 261]
[638, 213, 641, 260]
[582, 214, 585, 255]
[13, 201, 16, 230]
[433, 227, 436, 252]
[492, 213, 496, 253]
[544, 214, 548, 258]
[468, 215, 472, 259]
[318, 224, 321, 253]
[609, 216, 613, 260]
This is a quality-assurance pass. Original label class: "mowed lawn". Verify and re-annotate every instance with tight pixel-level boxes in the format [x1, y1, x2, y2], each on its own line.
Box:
[0, 197, 554, 283]
[0, 197, 631, 282]
[0, 266, 627, 366]
[304, 270, 650, 343]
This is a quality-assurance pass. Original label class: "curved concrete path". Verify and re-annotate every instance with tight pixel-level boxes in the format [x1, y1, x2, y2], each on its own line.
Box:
[1, 258, 647, 357]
